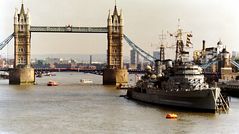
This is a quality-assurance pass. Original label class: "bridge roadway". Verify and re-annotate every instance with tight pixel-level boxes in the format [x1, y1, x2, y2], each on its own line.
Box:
[30, 26, 108, 33]
[0, 68, 145, 75]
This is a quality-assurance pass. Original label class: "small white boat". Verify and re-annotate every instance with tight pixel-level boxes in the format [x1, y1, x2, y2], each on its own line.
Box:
[0, 72, 9, 79]
[43, 72, 56, 76]
[80, 79, 93, 84]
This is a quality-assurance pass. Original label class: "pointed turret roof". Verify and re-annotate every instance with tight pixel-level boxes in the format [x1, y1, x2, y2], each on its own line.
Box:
[108, 10, 111, 19]
[113, 5, 118, 16]
[20, 4, 25, 15]
[120, 9, 123, 18]
[113, 0, 118, 15]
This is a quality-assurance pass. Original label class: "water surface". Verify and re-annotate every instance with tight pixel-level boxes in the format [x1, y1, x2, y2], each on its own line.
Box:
[0, 72, 238, 134]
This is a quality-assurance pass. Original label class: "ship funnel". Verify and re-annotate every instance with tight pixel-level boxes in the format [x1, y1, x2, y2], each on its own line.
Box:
[165, 60, 173, 68]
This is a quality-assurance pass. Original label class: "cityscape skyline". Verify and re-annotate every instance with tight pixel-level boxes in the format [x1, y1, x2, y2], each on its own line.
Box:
[1, 0, 239, 59]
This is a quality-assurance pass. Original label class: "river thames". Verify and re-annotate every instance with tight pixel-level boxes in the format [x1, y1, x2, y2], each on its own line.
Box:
[0, 72, 239, 134]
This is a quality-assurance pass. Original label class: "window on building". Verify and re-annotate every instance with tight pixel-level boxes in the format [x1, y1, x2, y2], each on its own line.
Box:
[18, 48, 24, 52]
[20, 25, 24, 31]
[23, 57, 26, 63]
[115, 58, 117, 65]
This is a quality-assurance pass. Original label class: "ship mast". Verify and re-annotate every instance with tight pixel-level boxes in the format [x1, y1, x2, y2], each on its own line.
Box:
[175, 19, 184, 64]
[159, 30, 166, 61]
[170, 19, 193, 64]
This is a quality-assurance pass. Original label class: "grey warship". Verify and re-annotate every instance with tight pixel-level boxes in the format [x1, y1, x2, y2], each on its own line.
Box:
[127, 27, 229, 112]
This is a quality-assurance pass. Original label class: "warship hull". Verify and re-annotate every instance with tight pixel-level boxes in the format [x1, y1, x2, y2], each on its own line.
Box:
[127, 88, 221, 112]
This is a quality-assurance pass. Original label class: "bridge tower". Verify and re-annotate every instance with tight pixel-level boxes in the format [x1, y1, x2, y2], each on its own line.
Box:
[9, 3, 35, 85]
[103, 5, 128, 85]
[219, 47, 235, 81]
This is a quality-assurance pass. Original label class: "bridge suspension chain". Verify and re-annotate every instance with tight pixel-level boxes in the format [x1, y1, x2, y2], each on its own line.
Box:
[200, 60, 219, 69]
[123, 34, 156, 63]
[231, 60, 239, 69]
[200, 58, 239, 70]
[199, 56, 219, 69]
[0, 33, 14, 50]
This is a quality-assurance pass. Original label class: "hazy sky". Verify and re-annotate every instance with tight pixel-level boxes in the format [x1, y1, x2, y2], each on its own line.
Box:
[1, 0, 239, 59]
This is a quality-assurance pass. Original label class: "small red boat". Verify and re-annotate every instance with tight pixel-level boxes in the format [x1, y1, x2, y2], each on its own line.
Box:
[166, 113, 178, 119]
[47, 81, 59, 86]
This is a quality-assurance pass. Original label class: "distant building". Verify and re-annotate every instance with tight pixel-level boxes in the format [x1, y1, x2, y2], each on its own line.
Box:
[91, 63, 106, 70]
[153, 50, 160, 60]
[7, 59, 14, 68]
[32, 59, 51, 68]
[45, 57, 61, 64]
[0, 57, 12, 68]
[0, 58, 6, 68]
[219, 48, 236, 81]
[205, 47, 217, 63]
[130, 49, 136, 65]
[193, 40, 224, 65]
[54, 63, 73, 68]
[193, 40, 237, 82]
[130, 49, 140, 69]
[232, 51, 239, 59]
[54, 59, 77, 68]
[77, 65, 96, 70]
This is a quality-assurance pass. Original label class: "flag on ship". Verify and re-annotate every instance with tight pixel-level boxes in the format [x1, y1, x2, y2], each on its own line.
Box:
[186, 34, 193, 47]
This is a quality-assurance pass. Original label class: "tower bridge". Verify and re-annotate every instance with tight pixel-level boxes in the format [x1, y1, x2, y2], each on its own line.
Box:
[0, 3, 155, 85]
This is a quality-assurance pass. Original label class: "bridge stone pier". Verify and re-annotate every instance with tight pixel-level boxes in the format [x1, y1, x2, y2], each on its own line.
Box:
[103, 6, 128, 85]
[9, 4, 35, 85]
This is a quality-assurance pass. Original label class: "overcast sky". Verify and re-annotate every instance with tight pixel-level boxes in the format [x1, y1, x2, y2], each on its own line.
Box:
[1, 0, 239, 59]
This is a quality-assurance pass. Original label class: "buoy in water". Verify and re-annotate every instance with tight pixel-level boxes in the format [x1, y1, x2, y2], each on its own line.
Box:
[166, 113, 178, 119]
